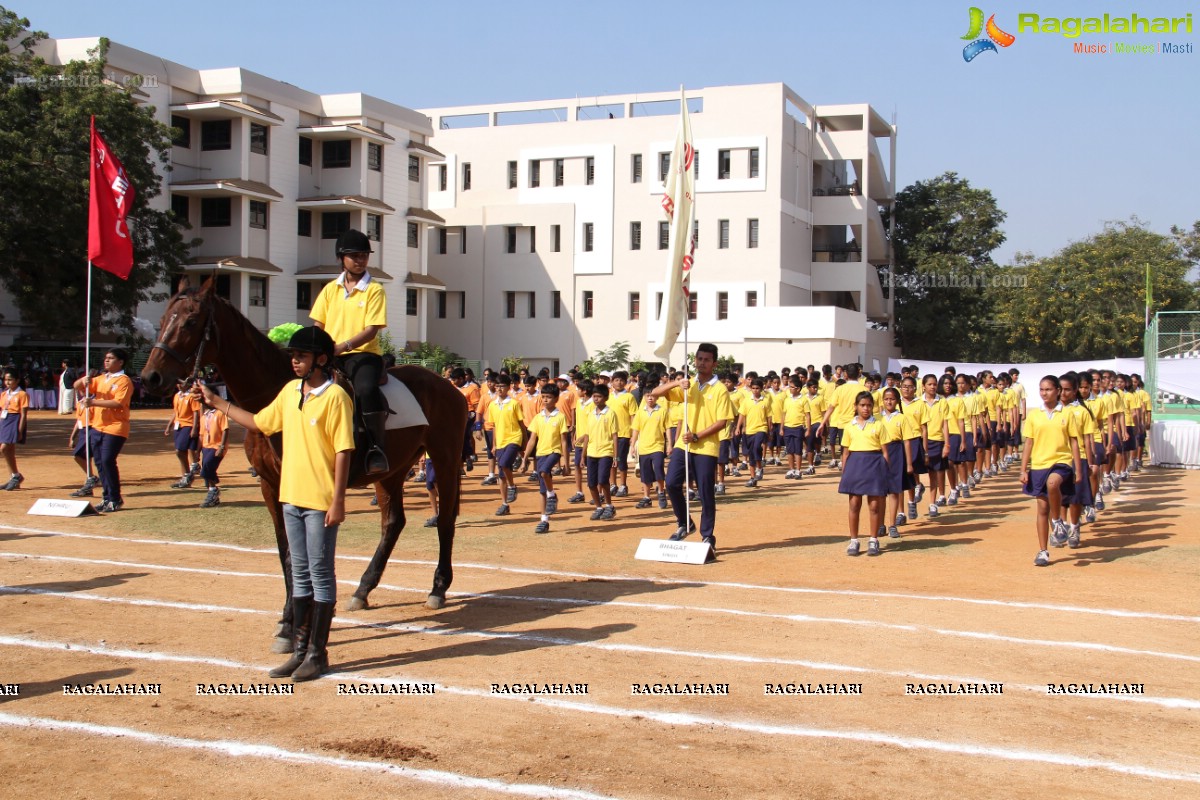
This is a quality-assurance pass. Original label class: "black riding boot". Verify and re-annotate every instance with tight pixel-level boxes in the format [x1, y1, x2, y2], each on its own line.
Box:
[291, 600, 334, 683]
[362, 411, 390, 475]
[268, 595, 312, 678]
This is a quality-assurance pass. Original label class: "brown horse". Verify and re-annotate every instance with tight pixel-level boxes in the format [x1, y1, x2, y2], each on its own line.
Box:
[140, 280, 467, 652]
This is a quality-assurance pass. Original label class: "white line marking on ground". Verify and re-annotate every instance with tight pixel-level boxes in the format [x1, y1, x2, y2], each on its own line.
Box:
[0, 712, 618, 800]
[0, 641, 1197, 785]
[2, 595, 1198, 711]
[3, 524, 1196, 624]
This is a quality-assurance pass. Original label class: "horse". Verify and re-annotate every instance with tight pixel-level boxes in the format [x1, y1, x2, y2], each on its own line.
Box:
[140, 279, 467, 652]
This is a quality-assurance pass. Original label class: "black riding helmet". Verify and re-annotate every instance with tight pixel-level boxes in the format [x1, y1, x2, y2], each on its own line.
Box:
[286, 326, 336, 363]
[335, 229, 373, 258]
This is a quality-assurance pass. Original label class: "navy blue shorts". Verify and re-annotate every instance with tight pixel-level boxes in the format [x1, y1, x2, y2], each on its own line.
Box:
[586, 456, 614, 489]
[616, 437, 631, 471]
[639, 451, 665, 484]
[718, 439, 732, 466]
[173, 426, 199, 452]
[574, 445, 586, 468]
[828, 427, 842, 448]
[782, 426, 804, 456]
[1024, 463, 1074, 499]
[806, 424, 821, 453]
[535, 453, 559, 494]
[496, 443, 521, 470]
[1123, 427, 1137, 453]
[484, 429, 495, 459]
[72, 427, 101, 459]
[425, 460, 437, 491]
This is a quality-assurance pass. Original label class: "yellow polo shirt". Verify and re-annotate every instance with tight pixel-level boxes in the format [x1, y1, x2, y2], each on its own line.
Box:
[632, 403, 669, 454]
[740, 395, 772, 435]
[667, 376, 736, 459]
[310, 274, 387, 355]
[841, 416, 892, 452]
[830, 380, 863, 428]
[586, 406, 619, 457]
[529, 409, 569, 457]
[487, 396, 524, 448]
[1021, 404, 1080, 470]
[782, 393, 808, 428]
[610, 390, 639, 438]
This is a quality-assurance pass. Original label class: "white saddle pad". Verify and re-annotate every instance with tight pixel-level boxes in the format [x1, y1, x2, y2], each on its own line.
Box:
[381, 375, 429, 429]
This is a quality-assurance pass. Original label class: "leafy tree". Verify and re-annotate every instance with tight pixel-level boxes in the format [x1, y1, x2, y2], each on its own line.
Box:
[500, 354, 528, 374]
[0, 8, 190, 341]
[590, 340, 631, 372]
[406, 340, 461, 371]
[883, 171, 1008, 360]
[997, 218, 1199, 360]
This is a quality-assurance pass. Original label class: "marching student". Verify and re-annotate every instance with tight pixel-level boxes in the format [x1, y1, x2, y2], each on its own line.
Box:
[818, 363, 863, 471]
[567, 378, 594, 504]
[769, 373, 787, 467]
[488, 374, 525, 516]
[781, 375, 807, 479]
[196, 394, 229, 508]
[609, 370, 639, 497]
[201, 326, 352, 681]
[1020, 375, 1082, 568]
[1131, 373, 1151, 469]
[522, 383, 571, 534]
[923, 374, 951, 518]
[736, 378, 772, 487]
[1080, 372, 1108, 519]
[422, 455, 440, 528]
[0, 369, 29, 491]
[942, 374, 968, 506]
[630, 379, 670, 509]
[74, 349, 133, 513]
[1055, 373, 1096, 549]
[579, 383, 619, 520]
[803, 378, 827, 475]
[898, 375, 929, 524]
[164, 379, 202, 489]
[840, 391, 892, 557]
[477, 373, 498, 486]
[880, 387, 915, 539]
[1118, 374, 1139, 481]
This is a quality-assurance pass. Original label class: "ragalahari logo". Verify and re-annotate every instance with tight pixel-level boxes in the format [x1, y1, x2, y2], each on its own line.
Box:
[962, 7, 1016, 61]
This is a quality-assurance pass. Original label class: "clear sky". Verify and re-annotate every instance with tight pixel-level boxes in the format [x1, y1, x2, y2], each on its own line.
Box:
[23, 0, 1199, 265]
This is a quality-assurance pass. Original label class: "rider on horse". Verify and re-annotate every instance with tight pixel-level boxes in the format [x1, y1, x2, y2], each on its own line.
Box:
[310, 229, 389, 475]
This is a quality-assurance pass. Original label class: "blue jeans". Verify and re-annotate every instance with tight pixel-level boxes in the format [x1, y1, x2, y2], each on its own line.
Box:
[666, 450, 717, 541]
[95, 432, 126, 505]
[282, 504, 339, 603]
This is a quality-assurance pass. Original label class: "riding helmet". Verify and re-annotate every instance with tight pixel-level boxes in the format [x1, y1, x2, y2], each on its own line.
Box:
[335, 229, 373, 257]
[285, 326, 336, 361]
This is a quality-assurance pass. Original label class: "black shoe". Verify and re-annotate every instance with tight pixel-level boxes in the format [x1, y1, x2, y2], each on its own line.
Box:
[291, 601, 334, 682]
[269, 596, 313, 678]
[361, 412, 391, 476]
[669, 518, 697, 541]
[702, 537, 717, 563]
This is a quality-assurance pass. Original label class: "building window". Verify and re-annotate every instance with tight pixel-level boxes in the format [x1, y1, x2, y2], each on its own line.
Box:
[296, 282, 312, 310]
[506, 226, 517, 254]
[530, 226, 536, 253]
[323, 139, 351, 169]
[370, 144, 385, 172]
[507, 161, 517, 189]
[693, 219, 699, 248]
[630, 221, 641, 251]
[530, 160, 540, 188]
[438, 164, 447, 191]
[505, 291, 516, 319]
[554, 158, 563, 187]
[200, 197, 231, 227]
[551, 290, 561, 318]
[367, 213, 382, 242]
[688, 293, 697, 321]
[170, 194, 189, 223]
[462, 162, 471, 190]
[631, 153, 642, 183]
[200, 119, 231, 151]
[298, 136, 312, 166]
[171, 115, 191, 149]
[629, 292, 640, 320]
[437, 291, 447, 319]
[656, 292, 664, 319]
[528, 292, 536, 318]
[693, 150, 699, 178]
[407, 221, 419, 248]
[749, 147, 760, 178]
[718, 291, 729, 320]
[658, 221, 669, 250]
[746, 291, 758, 307]
[717, 149, 730, 179]
[552, 224, 561, 252]
[718, 219, 730, 249]
[249, 276, 267, 308]
[585, 156, 595, 185]
[322, 211, 350, 239]
[406, 288, 418, 317]
[459, 291, 467, 319]
[582, 222, 594, 252]
[659, 152, 670, 182]
[748, 218, 759, 248]
[459, 226, 467, 254]
[582, 290, 593, 318]
[438, 227, 447, 254]
[298, 209, 312, 237]
[249, 200, 268, 229]
[250, 123, 269, 155]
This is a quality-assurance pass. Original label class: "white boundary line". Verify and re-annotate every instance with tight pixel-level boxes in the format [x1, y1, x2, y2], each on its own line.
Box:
[3, 523, 1197, 624]
[3, 592, 1198, 711]
[0, 712, 618, 800]
[1, 637, 1198, 785]
[3, 549, 1199, 668]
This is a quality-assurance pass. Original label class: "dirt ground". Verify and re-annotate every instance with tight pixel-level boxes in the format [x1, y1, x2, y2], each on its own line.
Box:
[1, 408, 1198, 799]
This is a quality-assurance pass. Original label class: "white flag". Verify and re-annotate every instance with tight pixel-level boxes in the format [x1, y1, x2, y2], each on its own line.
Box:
[653, 89, 696, 361]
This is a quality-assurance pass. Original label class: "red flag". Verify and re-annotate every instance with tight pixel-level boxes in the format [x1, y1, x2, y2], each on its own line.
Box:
[88, 116, 135, 279]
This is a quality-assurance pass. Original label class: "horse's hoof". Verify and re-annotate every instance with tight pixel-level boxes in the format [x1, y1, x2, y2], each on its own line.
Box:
[270, 636, 292, 654]
[345, 596, 367, 612]
[425, 595, 445, 610]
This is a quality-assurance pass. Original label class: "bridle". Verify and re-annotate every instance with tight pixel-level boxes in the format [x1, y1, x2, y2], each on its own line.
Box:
[152, 295, 220, 383]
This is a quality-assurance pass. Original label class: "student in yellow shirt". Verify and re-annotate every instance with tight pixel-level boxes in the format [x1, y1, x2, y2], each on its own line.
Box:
[567, 379, 594, 504]
[817, 363, 864, 471]
[579, 384, 619, 520]
[310, 229, 389, 474]
[768, 374, 787, 467]
[164, 379, 202, 489]
[1131, 373, 1150, 470]
[1055, 373, 1097, 549]
[201, 326, 353, 681]
[898, 375, 929, 525]
[1080, 372, 1107, 521]
[523, 383, 571, 533]
[880, 387, 916, 539]
[781, 375, 808, 479]
[631, 380, 670, 509]
[735, 378, 772, 487]
[924, 374, 952, 517]
[1020, 375, 1082, 567]
[803, 378, 827, 475]
[840, 391, 892, 557]
[609, 370, 640, 497]
[197, 400, 229, 509]
[488, 374, 526, 516]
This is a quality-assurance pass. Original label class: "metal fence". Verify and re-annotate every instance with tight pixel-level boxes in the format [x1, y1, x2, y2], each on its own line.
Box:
[1146, 311, 1200, 413]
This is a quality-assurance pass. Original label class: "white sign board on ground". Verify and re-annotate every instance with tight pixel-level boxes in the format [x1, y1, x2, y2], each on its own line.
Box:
[635, 538, 712, 565]
[28, 499, 99, 517]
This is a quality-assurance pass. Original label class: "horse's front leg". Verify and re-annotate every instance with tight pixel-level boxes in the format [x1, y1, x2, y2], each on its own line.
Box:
[346, 476, 406, 611]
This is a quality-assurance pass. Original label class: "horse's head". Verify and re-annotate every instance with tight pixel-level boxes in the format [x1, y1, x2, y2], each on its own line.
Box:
[140, 279, 220, 396]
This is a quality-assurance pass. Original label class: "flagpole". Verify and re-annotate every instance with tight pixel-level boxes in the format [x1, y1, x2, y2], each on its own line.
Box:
[83, 261, 93, 477]
[682, 302, 690, 528]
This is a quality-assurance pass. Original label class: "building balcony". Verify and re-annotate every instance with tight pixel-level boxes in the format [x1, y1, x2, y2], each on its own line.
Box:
[170, 99, 283, 126]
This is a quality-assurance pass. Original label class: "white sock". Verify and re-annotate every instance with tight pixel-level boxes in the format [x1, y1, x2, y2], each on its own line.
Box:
[546, 491, 556, 498]
[541, 514, 549, 522]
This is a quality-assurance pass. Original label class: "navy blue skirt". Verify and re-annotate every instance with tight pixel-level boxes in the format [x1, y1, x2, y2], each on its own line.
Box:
[1023, 463, 1075, 499]
[839, 450, 887, 497]
[0, 414, 20, 445]
[948, 432, 976, 463]
[1062, 460, 1093, 507]
[925, 439, 945, 472]
[884, 440, 911, 495]
[908, 438, 928, 475]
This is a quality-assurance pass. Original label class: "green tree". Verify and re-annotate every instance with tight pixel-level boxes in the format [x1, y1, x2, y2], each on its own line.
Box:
[0, 8, 190, 341]
[884, 171, 1008, 360]
[500, 354, 528, 374]
[997, 218, 1199, 361]
[590, 341, 631, 372]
